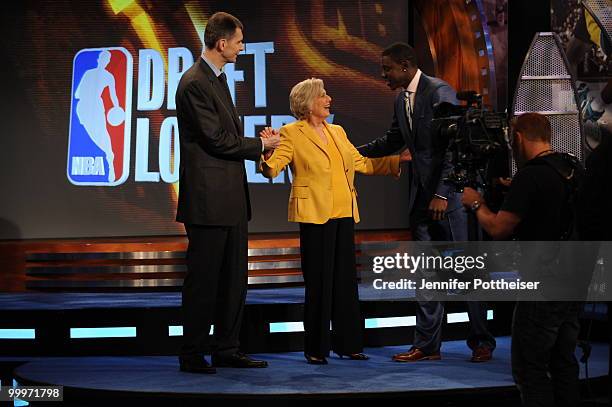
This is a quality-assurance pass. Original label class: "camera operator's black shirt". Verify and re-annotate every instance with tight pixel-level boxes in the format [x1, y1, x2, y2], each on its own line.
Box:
[500, 162, 567, 240]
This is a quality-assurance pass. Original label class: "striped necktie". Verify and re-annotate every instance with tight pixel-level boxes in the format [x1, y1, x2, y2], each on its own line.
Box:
[404, 90, 413, 130]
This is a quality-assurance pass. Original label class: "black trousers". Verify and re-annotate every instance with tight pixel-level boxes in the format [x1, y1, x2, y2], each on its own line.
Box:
[299, 217, 363, 357]
[512, 301, 581, 407]
[180, 218, 248, 359]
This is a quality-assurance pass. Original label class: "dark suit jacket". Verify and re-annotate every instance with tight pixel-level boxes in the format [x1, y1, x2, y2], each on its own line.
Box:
[175, 58, 262, 226]
[358, 73, 461, 214]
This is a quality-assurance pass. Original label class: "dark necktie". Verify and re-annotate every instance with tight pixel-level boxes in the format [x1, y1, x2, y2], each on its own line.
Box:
[218, 71, 227, 84]
[218, 72, 236, 108]
[218, 72, 232, 100]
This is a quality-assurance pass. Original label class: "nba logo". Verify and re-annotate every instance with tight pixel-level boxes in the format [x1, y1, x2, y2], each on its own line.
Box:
[67, 47, 133, 186]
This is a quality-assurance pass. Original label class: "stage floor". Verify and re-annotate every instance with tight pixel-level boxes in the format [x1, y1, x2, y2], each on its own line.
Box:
[12, 337, 608, 399]
[0, 286, 407, 310]
[0, 274, 525, 310]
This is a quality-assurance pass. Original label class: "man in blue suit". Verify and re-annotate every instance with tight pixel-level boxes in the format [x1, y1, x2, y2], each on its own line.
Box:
[358, 42, 495, 362]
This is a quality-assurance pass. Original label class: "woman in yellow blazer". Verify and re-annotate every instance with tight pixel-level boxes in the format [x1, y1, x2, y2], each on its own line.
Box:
[260, 78, 410, 364]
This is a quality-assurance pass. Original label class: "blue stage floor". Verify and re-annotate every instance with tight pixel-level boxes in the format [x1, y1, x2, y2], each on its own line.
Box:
[0, 273, 529, 310]
[12, 337, 609, 397]
[0, 286, 401, 310]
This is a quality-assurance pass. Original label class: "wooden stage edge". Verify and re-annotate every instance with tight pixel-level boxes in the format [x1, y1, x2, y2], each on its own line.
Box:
[0, 229, 411, 251]
[0, 229, 411, 292]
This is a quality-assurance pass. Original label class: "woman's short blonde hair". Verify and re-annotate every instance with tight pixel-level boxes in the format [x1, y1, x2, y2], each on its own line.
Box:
[289, 78, 324, 120]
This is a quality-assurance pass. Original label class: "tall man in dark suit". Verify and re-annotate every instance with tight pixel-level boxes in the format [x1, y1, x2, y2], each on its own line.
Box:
[175, 11, 280, 373]
[358, 42, 495, 363]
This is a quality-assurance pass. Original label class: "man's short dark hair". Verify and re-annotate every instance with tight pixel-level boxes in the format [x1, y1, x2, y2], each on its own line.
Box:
[512, 112, 552, 142]
[382, 42, 418, 66]
[204, 12, 243, 49]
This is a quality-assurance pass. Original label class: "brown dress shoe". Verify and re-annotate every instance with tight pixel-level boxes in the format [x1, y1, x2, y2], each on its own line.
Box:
[470, 346, 493, 362]
[392, 348, 441, 362]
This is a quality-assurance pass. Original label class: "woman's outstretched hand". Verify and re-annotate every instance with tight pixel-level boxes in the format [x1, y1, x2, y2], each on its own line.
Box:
[399, 148, 412, 163]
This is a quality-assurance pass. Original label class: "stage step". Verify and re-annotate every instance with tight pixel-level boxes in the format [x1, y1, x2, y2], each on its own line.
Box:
[0, 289, 514, 356]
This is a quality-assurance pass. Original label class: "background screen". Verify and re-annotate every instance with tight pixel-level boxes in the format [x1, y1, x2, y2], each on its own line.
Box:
[0, 0, 507, 239]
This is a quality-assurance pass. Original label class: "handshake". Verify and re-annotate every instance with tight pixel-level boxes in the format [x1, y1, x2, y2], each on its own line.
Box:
[259, 127, 280, 160]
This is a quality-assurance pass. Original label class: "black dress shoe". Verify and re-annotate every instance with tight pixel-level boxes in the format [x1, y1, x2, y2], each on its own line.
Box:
[212, 352, 268, 368]
[335, 352, 369, 360]
[305, 354, 328, 365]
[179, 356, 217, 374]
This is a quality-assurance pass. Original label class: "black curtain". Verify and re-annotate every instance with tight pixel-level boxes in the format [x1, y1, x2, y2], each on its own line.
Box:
[508, 0, 551, 106]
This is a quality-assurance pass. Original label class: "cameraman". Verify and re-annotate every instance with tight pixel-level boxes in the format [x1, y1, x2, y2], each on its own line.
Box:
[461, 112, 583, 407]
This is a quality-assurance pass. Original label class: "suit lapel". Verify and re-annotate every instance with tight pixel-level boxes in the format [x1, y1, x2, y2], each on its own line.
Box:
[324, 122, 350, 170]
[198, 60, 242, 134]
[411, 74, 429, 128]
[298, 121, 330, 160]
[217, 77, 243, 132]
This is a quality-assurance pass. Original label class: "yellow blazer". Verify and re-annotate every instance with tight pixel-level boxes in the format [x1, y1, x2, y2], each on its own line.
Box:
[261, 120, 400, 224]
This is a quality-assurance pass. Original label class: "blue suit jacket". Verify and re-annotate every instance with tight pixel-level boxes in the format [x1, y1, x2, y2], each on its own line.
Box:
[358, 73, 462, 215]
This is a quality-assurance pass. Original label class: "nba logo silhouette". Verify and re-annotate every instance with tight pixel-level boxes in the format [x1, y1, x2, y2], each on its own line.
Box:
[67, 47, 133, 186]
